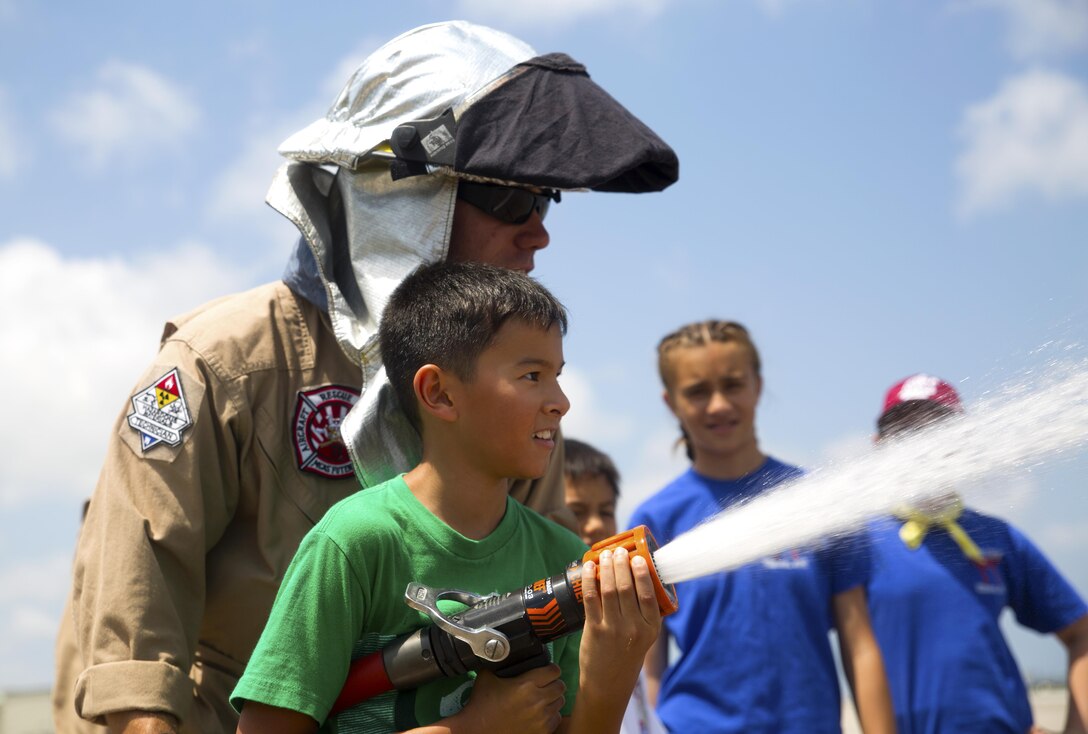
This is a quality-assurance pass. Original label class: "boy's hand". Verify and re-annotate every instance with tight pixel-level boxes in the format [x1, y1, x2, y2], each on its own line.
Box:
[579, 547, 663, 689]
[455, 665, 565, 734]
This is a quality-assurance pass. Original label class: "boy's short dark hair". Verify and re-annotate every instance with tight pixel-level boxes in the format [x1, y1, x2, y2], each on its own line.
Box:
[562, 438, 621, 497]
[379, 261, 568, 428]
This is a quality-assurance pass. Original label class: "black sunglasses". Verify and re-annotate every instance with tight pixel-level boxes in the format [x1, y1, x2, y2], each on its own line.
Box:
[456, 181, 561, 225]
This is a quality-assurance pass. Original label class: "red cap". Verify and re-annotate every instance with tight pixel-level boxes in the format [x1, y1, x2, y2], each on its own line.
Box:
[881, 374, 963, 419]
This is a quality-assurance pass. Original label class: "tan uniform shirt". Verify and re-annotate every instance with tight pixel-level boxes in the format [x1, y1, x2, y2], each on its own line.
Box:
[54, 281, 569, 733]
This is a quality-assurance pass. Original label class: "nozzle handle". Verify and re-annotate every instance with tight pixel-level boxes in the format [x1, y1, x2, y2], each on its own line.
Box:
[404, 583, 512, 662]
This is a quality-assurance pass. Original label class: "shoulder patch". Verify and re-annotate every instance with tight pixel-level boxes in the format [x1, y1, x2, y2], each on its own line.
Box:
[126, 368, 194, 451]
[293, 384, 360, 479]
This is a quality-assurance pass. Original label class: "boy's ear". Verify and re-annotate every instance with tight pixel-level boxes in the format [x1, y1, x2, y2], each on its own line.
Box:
[414, 364, 458, 423]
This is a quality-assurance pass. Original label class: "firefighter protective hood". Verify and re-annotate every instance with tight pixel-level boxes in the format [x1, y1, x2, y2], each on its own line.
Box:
[266, 20, 678, 486]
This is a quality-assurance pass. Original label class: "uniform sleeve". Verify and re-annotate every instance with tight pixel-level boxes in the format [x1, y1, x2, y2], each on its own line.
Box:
[1002, 523, 1088, 634]
[231, 528, 364, 724]
[824, 529, 872, 596]
[71, 338, 245, 723]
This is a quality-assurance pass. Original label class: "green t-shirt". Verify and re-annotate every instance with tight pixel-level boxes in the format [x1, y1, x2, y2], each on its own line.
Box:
[231, 475, 588, 733]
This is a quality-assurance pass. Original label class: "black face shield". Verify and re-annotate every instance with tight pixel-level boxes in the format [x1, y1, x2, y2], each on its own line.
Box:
[388, 53, 679, 193]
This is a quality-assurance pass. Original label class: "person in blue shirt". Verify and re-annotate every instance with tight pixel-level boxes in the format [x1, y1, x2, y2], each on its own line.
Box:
[628, 319, 894, 733]
[865, 373, 1088, 734]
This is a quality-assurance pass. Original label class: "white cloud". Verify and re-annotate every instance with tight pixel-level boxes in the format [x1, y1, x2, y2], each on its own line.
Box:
[0, 87, 23, 177]
[49, 60, 200, 170]
[456, 0, 668, 28]
[548, 365, 687, 525]
[616, 426, 690, 527]
[0, 555, 70, 606]
[319, 43, 382, 103]
[204, 40, 379, 237]
[556, 365, 674, 526]
[559, 366, 637, 446]
[958, 0, 1088, 59]
[0, 238, 254, 506]
[205, 127, 287, 229]
[955, 68, 1088, 217]
[226, 33, 269, 63]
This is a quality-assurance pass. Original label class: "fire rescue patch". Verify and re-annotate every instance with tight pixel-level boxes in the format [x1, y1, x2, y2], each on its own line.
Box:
[293, 384, 360, 478]
[127, 368, 194, 451]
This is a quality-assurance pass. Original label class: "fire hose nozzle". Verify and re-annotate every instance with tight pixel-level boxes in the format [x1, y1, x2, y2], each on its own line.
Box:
[331, 525, 678, 715]
[581, 525, 679, 617]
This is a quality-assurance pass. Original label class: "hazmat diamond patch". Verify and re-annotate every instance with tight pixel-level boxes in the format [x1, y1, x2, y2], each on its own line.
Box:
[293, 384, 360, 478]
[126, 368, 194, 451]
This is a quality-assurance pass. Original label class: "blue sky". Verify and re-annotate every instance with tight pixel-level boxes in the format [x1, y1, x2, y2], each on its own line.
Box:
[1, 0, 1086, 692]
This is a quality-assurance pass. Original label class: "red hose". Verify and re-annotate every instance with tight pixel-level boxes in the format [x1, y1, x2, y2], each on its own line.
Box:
[330, 651, 394, 715]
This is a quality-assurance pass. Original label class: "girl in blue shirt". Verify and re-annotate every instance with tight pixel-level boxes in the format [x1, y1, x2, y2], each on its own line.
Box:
[629, 320, 895, 733]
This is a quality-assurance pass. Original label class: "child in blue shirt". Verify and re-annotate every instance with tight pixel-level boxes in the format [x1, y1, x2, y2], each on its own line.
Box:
[629, 319, 894, 733]
[865, 373, 1088, 734]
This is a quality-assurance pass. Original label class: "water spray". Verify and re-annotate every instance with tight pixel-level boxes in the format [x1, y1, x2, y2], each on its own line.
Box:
[331, 361, 1088, 714]
[653, 361, 1088, 584]
[332, 525, 678, 714]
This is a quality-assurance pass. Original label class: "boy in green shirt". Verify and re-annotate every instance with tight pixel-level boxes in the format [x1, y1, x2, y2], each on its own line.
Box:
[232, 262, 662, 733]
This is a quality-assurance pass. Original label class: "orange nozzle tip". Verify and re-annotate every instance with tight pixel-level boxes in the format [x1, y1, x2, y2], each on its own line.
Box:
[582, 525, 679, 617]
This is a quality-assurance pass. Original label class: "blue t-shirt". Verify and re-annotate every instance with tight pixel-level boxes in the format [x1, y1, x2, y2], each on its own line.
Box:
[629, 458, 870, 734]
[866, 510, 1088, 734]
